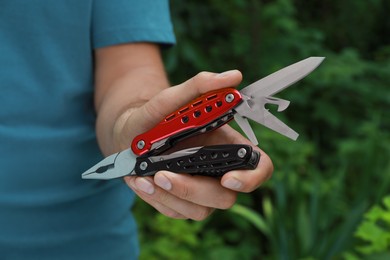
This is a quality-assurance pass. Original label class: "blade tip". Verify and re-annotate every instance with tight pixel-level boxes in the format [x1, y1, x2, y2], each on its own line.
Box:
[309, 56, 326, 63]
[81, 173, 95, 179]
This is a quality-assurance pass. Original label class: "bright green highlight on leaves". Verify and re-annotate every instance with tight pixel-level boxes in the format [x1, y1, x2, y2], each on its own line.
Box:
[355, 196, 390, 254]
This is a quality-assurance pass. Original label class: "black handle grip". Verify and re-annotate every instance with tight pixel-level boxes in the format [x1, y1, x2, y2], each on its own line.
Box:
[134, 144, 260, 177]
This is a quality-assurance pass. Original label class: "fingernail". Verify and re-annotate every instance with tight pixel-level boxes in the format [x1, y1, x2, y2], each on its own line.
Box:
[222, 178, 242, 190]
[217, 70, 238, 78]
[155, 173, 172, 191]
[135, 178, 155, 195]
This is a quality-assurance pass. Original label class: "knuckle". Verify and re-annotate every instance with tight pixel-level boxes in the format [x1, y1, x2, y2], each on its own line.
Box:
[157, 191, 173, 205]
[183, 71, 218, 98]
[177, 183, 192, 201]
[191, 71, 215, 89]
[195, 71, 213, 80]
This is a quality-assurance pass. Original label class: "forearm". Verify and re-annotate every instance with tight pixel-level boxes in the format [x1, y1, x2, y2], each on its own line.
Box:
[94, 43, 170, 155]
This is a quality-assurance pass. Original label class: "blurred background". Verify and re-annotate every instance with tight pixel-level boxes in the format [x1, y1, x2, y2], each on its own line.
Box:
[134, 0, 390, 259]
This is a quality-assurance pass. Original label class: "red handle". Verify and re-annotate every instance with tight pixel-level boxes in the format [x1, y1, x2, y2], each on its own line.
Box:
[131, 88, 243, 156]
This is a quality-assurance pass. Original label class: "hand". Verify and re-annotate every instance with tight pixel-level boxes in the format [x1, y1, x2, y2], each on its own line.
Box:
[117, 70, 273, 220]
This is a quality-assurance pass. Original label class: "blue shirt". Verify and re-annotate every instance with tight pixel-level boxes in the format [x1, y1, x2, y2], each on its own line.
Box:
[0, 1, 175, 259]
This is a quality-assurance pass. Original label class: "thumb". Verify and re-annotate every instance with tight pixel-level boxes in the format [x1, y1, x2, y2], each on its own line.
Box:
[124, 70, 242, 137]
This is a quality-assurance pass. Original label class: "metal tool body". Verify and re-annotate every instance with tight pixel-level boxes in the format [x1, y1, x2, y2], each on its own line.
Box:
[132, 88, 243, 156]
[83, 144, 260, 179]
[82, 57, 324, 180]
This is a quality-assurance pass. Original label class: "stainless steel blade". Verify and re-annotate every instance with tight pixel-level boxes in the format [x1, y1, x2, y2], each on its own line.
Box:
[81, 148, 137, 180]
[234, 114, 258, 145]
[240, 57, 325, 98]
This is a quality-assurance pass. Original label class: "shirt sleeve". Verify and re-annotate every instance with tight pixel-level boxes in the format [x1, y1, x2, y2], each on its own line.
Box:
[91, 0, 176, 48]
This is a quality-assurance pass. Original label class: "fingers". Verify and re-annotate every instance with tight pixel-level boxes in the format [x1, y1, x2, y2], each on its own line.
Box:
[123, 123, 274, 220]
[173, 124, 274, 193]
[124, 171, 237, 220]
[153, 172, 237, 209]
[119, 70, 274, 219]
[208, 126, 274, 193]
[221, 149, 273, 193]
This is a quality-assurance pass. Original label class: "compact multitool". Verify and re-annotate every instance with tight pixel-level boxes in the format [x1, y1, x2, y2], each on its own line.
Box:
[82, 57, 324, 180]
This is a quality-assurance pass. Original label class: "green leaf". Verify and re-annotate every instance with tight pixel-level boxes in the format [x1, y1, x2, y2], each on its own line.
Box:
[229, 204, 270, 235]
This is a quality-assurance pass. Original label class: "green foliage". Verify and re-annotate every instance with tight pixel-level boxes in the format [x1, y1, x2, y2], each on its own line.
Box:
[355, 196, 390, 254]
[134, 0, 390, 259]
[134, 198, 263, 259]
[134, 200, 204, 260]
[342, 195, 390, 260]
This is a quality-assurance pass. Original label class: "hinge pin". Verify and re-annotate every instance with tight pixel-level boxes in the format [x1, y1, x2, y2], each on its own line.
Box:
[137, 140, 145, 150]
[237, 148, 247, 158]
[225, 93, 235, 103]
[139, 161, 148, 171]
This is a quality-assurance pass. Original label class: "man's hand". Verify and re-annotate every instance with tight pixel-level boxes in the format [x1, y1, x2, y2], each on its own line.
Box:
[94, 43, 273, 220]
[118, 71, 273, 220]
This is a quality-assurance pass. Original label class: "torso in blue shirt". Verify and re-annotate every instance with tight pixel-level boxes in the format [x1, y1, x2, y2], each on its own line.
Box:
[0, 1, 174, 259]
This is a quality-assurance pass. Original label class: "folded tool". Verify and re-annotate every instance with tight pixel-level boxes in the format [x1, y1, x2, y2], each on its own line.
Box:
[82, 57, 324, 180]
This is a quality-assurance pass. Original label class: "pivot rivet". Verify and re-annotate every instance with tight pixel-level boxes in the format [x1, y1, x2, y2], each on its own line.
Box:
[225, 93, 235, 103]
[137, 140, 145, 150]
[139, 161, 148, 171]
[237, 148, 247, 158]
